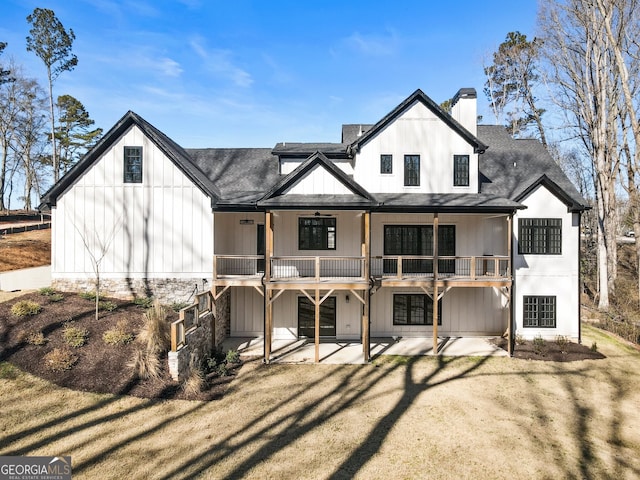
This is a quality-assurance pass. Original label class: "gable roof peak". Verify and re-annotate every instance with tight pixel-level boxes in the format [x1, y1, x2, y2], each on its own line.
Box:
[349, 88, 487, 154]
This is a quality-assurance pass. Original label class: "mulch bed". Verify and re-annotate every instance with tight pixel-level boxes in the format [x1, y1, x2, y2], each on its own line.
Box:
[0, 292, 242, 401]
[492, 336, 606, 362]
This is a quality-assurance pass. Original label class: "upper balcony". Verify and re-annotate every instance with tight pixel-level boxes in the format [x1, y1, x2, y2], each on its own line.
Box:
[213, 254, 511, 287]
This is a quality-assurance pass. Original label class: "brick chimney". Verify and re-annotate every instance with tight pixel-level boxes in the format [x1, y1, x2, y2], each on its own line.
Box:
[450, 88, 477, 136]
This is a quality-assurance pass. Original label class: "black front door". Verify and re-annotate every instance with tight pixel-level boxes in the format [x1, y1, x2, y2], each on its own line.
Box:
[298, 296, 336, 338]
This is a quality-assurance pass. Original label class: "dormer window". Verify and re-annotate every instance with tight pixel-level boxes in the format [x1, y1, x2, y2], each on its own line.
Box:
[124, 146, 142, 183]
[404, 155, 420, 186]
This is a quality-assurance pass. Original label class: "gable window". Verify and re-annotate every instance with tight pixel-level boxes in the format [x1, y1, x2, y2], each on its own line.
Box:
[518, 218, 562, 255]
[124, 146, 142, 183]
[380, 154, 393, 174]
[299, 217, 336, 250]
[523, 295, 556, 328]
[393, 294, 442, 325]
[453, 154, 469, 186]
[404, 155, 420, 186]
[383, 225, 455, 274]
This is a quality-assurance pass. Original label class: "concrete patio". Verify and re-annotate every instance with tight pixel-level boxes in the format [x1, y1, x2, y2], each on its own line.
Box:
[221, 336, 509, 364]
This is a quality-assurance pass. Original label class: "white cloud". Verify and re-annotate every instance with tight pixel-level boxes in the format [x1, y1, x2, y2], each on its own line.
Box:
[344, 30, 399, 56]
[189, 35, 253, 88]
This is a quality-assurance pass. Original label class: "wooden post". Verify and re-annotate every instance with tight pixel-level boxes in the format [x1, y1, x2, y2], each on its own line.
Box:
[265, 288, 272, 363]
[433, 213, 439, 354]
[264, 211, 273, 363]
[362, 211, 370, 361]
[507, 214, 513, 356]
[315, 287, 320, 363]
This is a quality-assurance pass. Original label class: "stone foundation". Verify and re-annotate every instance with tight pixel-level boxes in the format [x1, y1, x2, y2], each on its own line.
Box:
[52, 277, 212, 304]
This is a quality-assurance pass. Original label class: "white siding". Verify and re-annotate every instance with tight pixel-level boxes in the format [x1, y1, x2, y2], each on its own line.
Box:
[353, 100, 478, 194]
[52, 125, 213, 281]
[214, 212, 264, 255]
[284, 165, 351, 195]
[370, 287, 506, 336]
[272, 210, 363, 257]
[280, 157, 353, 176]
[514, 185, 580, 339]
[231, 287, 264, 336]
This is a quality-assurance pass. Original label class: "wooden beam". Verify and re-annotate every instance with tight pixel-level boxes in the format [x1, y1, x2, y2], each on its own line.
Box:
[212, 284, 231, 300]
[349, 289, 366, 305]
[299, 289, 315, 304]
[319, 289, 335, 306]
[433, 213, 439, 354]
[253, 285, 264, 297]
[267, 288, 285, 306]
[315, 287, 320, 363]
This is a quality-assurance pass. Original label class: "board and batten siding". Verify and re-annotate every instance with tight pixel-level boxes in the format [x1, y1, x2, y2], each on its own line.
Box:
[370, 213, 510, 258]
[370, 287, 506, 337]
[52, 125, 213, 282]
[514, 185, 580, 339]
[284, 165, 352, 195]
[353, 100, 478, 194]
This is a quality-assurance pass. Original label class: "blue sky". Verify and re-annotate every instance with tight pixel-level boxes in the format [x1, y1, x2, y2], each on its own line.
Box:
[1, 0, 538, 148]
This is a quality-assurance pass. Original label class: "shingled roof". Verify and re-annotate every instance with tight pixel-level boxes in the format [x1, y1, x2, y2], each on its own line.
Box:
[477, 125, 588, 212]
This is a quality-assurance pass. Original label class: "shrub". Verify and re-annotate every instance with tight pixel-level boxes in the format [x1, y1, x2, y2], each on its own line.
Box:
[103, 320, 134, 346]
[44, 348, 78, 372]
[532, 335, 548, 356]
[225, 349, 240, 364]
[217, 362, 229, 377]
[134, 296, 154, 309]
[182, 368, 205, 396]
[99, 300, 118, 312]
[49, 293, 64, 303]
[515, 334, 526, 345]
[79, 291, 99, 301]
[38, 287, 56, 296]
[26, 330, 47, 346]
[590, 341, 598, 352]
[63, 322, 89, 348]
[555, 335, 570, 352]
[11, 300, 42, 317]
[170, 301, 190, 312]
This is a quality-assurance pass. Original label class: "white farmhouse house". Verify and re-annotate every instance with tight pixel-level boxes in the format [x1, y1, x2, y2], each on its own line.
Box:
[40, 88, 588, 362]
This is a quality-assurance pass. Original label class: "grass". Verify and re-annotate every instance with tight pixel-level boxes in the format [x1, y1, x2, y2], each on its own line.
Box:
[0, 324, 639, 479]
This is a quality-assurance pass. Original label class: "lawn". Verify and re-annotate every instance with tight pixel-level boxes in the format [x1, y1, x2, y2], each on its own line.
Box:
[0, 325, 639, 479]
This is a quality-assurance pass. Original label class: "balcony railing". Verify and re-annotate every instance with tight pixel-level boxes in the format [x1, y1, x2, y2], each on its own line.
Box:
[271, 256, 366, 280]
[213, 255, 510, 282]
[370, 255, 510, 280]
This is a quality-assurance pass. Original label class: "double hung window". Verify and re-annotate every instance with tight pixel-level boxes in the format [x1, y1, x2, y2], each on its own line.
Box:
[299, 218, 336, 250]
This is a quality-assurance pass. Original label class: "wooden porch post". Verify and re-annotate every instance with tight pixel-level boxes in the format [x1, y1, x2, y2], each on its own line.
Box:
[507, 214, 513, 356]
[362, 211, 370, 361]
[264, 211, 273, 363]
[315, 287, 320, 363]
[432, 213, 439, 353]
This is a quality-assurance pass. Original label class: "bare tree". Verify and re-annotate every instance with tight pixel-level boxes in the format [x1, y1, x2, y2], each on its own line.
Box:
[73, 217, 122, 321]
[539, 0, 623, 309]
[595, 0, 640, 304]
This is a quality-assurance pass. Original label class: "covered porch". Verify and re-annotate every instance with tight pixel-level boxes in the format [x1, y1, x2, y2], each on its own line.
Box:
[221, 336, 509, 364]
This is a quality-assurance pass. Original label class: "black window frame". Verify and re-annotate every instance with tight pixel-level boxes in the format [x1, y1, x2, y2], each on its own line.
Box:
[453, 154, 470, 187]
[124, 146, 143, 184]
[393, 294, 442, 326]
[523, 295, 557, 328]
[298, 296, 336, 337]
[380, 154, 393, 174]
[299, 217, 336, 250]
[383, 225, 456, 274]
[404, 154, 420, 186]
[518, 218, 562, 255]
